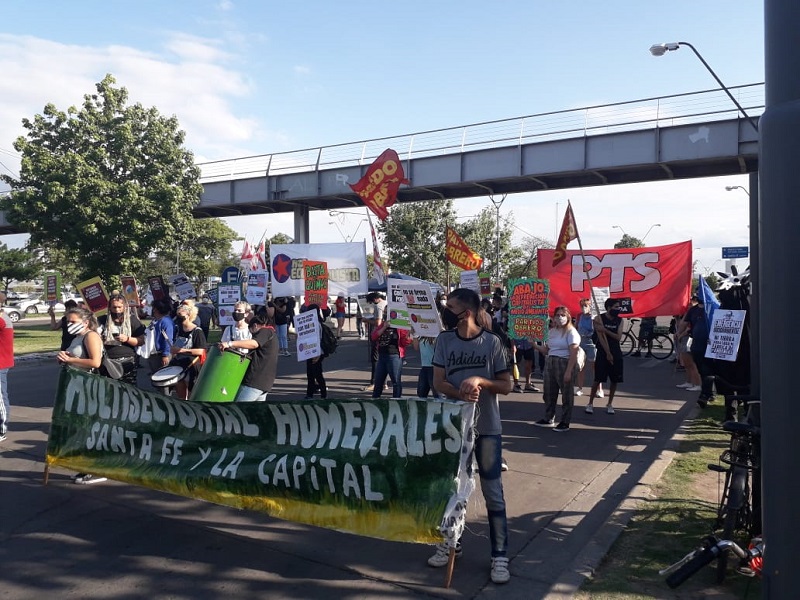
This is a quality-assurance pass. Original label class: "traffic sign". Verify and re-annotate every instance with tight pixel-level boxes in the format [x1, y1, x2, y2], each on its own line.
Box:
[722, 246, 749, 259]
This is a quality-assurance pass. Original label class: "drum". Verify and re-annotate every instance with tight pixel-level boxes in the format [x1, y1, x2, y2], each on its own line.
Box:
[188, 346, 251, 403]
[151, 365, 186, 388]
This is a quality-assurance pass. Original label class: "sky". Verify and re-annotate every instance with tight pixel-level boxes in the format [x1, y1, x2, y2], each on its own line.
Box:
[0, 1, 763, 277]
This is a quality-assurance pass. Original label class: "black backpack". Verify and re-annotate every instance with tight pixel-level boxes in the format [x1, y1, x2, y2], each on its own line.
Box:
[320, 324, 338, 355]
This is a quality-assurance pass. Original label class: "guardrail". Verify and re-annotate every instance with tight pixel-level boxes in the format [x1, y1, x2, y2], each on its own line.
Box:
[198, 83, 764, 183]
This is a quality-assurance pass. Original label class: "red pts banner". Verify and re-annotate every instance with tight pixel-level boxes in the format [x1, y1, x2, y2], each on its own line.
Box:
[350, 149, 409, 220]
[446, 226, 483, 271]
[537, 241, 693, 317]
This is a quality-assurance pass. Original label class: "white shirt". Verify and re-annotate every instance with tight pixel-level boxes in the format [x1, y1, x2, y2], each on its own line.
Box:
[548, 327, 580, 359]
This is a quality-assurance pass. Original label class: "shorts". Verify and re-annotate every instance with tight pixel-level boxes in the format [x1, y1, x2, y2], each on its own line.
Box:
[594, 351, 623, 384]
[580, 335, 597, 362]
[516, 347, 535, 362]
[335, 311, 345, 319]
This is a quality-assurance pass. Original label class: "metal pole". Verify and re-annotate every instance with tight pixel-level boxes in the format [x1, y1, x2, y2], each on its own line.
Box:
[489, 194, 507, 284]
[761, 1, 800, 596]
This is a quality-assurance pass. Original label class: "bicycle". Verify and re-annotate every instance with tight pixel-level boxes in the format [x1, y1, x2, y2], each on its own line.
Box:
[707, 393, 761, 582]
[619, 318, 674, 359]
[661, 535, 764, 589]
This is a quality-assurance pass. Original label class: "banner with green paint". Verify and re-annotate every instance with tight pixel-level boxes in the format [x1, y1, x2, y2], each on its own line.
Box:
[46, 368, 476, 545]
[507, 277, 550, 342]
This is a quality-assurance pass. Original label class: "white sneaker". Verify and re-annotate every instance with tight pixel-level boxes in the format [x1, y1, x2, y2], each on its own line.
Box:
[687, 385, 702, 392]
[676, 382, 693, 389]
[490, 556, 510, 584]
[606, 405, 615, 415]
[596, 388, 605, 398]
[427, 542, 462, 567]
[574, 387, 583, 396]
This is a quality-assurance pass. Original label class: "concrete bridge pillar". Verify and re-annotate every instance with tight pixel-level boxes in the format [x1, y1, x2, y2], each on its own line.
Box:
[293, 205, 309, 244]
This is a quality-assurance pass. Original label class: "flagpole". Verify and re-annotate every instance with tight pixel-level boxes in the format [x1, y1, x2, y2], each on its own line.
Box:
[568, 200, 601, 316]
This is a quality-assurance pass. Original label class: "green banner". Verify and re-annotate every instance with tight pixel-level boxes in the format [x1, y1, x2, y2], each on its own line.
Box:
[47, 368, 476, 544]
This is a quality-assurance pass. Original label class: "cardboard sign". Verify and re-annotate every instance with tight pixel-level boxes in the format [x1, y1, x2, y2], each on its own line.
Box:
[388, 281, 442, 336]
[148, 276, 168, 301]
[170, 273, 196, 301]
[303, 260, 329, 308]
[295, 310, 322, 360]
[245, 270, 269, 306]
[507, 277, 550, 342]
[459, 270, 480, 294]
[44, 272, 61, 304]
[705, 309, 746, 362]
[77, 276, 109, 316]
[120, 275, 139, 307]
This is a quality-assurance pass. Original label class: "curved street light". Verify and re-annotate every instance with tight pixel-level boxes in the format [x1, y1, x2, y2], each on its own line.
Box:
[726, 185, 751, 197]
[641, 223, 662, 242]
[611, 224, 628, 236]
[649, 41, 759, 133]
[613, 223, 660, 242]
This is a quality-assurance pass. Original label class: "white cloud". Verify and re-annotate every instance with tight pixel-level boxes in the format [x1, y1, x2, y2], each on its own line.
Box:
[293, 65, 311, 75]
[217, 0, 234, 11]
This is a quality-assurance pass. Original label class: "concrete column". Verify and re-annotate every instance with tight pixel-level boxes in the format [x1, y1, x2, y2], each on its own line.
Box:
[293, 205, 310, 244]
[761, 1, 800, 596]
[748, 171, 759, 397]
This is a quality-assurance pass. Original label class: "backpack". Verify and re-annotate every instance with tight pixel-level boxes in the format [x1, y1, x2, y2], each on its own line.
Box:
[320, 324, 338, 355]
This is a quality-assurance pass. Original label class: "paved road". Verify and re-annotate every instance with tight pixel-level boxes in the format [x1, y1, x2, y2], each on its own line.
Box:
[1, 335, 694, 599]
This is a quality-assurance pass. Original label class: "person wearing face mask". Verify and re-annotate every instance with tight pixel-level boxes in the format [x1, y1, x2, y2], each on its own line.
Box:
[575, 298, 602, 399]
[221, 301, 252, 354]
[147, 298, 176, 377]
[169, 304, 207, 400]
[57, 307, 106, 484]
[533, 306, 581, 432]
[97, 294, 146, 386]
[585, 298, 625, 415]
[429, 288, 513, 584]
[219, 311, 278, 402]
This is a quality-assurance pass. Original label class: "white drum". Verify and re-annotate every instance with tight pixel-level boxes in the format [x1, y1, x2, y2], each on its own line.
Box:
[151, 365, 186, 388]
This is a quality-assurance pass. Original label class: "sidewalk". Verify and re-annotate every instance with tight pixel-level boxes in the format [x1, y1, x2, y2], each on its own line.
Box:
[1, 336, 694, 599]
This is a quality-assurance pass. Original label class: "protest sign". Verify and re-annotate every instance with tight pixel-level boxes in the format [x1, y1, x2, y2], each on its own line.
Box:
[295, 309, 322, 361]
[120, 276, 139, 307]
[388, 280, 442, 336]
[148, 276, 168, 301]
[507, 278, 550, 342]
[705, 309, 746, 362]
[170, 274, 197, 301]
[245, 270, 269, 306]
[44, 272, 60, 304]
[303, 260, 329, 308]
[270, 243, 367, 297]
[479, 272, 492, 298]
[459, 270, 479, 293]
[77, 276, 109, 316]
[217, 283, 242, 327]
[46, 368, 476, 544]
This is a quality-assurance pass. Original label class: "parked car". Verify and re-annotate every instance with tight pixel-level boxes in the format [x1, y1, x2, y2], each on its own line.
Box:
[11, 296, 66, 315]
[3, 307, 24, 323]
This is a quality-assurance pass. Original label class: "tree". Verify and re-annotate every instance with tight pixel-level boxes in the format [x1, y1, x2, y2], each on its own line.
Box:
[269, 232, 294, 245]
[378, 199, 457, 284]
[0, 74, 202, 284]
[0, 244, 41, 292]
[506, 235, 554, 280]
[458, 208, 522, 282]
[614, 234, 645, 249]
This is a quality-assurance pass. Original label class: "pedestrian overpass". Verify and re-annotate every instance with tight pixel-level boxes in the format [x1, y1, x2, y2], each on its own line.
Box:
[0, 83, 763, 236]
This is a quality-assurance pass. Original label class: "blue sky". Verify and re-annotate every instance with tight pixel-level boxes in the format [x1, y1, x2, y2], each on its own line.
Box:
[0, 1, 763, 276]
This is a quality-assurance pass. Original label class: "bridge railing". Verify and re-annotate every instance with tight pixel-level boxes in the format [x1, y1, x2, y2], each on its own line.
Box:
[198, 83, 764, 182]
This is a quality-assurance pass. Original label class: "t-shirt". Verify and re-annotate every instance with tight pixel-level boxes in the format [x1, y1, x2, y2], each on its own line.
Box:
[432, 328, 509, 435]
[97, 313, 146, 360]
[548, 327, 581, 358]
[172, 327, 207, 373]
[594, 313, 623, 359]
[418, 338, 436, 367]
[684, 305, 709, 345]
[242, 326, 279, 392]
[576, 313, 594, 337]
[0, 310, 14, 370]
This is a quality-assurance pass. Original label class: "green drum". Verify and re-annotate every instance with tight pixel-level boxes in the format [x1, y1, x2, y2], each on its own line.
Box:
[189, 346, 251, 403]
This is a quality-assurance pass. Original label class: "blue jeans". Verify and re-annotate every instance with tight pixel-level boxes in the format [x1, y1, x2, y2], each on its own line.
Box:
[372, 353, 402, 398]
[417, 366, 437, 398]
[276, 324, 288, 351]
[472, 434, 508, 557]
[0, 368, 8, 435]
[235, 385, 268, 402]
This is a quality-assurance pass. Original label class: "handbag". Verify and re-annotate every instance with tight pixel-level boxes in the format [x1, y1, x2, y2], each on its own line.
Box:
[137, 324, 156, 360]
[101, 354, 125, 379]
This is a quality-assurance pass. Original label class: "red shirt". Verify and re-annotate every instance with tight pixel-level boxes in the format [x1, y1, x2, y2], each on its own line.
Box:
[0, 310, 14, 369]
[335, 298, 346, 313]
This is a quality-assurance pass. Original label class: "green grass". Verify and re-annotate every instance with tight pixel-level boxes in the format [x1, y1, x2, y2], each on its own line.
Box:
[577, 403, 762, 599]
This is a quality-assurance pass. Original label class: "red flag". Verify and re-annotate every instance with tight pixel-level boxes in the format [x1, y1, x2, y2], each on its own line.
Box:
[240, 240, 254, 272]
[446, 226, 483, 271]
[552, 203, 579, 267]
[349, 148, 409, 220]
[538, 241, 693, 317]
[255, 240, 267, 271]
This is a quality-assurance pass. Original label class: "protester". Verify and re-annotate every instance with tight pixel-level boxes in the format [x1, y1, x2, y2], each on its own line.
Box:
[371, 310, 411, 399]
[220, 312, 278, 402]
[97, 294, 146, 386]
[355, 302, 365, 340]
[221, 301, 252, 353]
[0, 292, 14, 443]
[334, 293, 346, 339]
[683, 294, 715, 406]
[170, 303, 207, 400]
[515, 338, 541, 393]
[361, 292, 386, 391]
[273, 297, 291, 356]
[585, 298, 625, 415]
[575, 298, 602, 398]
[675, 311, 701, 391]
[534, 306, 581, 432]
[428, 288, 513, 585]
[147, 298, 176, 375]
[48, 299, 79, 351]
[56, 307, 105, 484]
[633, 316, 657, 357]
[413, 335, 439, 398]
[301, 304, 330, 399]
[196, 297, 214, 339]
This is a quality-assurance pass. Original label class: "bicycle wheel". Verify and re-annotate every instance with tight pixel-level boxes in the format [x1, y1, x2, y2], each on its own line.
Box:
[717, 467, 748, 583]
[649, 334, 674, 360]
[620, 333, 636, 356]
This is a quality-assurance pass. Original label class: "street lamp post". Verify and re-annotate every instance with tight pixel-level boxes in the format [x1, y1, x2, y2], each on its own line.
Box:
[725, 185, 751, 197]
[641, 223, 662, 242]
[649, 41, 760, 134]
[612, 223, 660, 242]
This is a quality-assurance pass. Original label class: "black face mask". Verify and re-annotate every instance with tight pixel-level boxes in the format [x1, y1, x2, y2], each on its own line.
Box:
[442, 307, 465, 330]
[232, 312, 245, 322]
[609, 309, 621, 318]
[176, 315, 187, 323]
